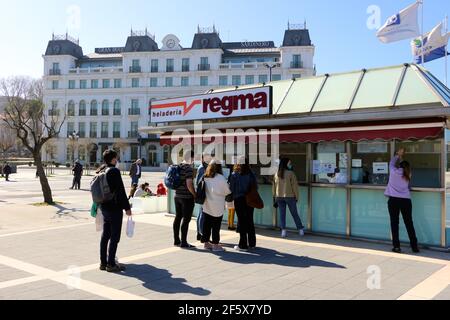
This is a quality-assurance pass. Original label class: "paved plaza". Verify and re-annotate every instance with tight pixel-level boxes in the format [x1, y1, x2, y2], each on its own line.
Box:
[0, 168, 449, 300]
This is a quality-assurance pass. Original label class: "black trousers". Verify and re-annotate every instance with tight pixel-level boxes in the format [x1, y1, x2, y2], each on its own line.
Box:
[100, 210, 123, 266]
[388, 197, 418, 249]
[174, 197, 195, 245]
[202, 213, 223, 244]
[72, 175, 81, 189]
[234, 197, 256, 249]
[5, 174, 9, 181]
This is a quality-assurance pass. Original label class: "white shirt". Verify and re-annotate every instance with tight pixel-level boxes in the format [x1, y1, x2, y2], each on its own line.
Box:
[134, 189, 147, 198]
[203, 174, 231, 218]
[136, 165, 141, 176]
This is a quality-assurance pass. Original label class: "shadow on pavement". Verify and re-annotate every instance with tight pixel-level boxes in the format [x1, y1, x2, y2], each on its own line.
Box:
[51, 203, 90, 220]
[120, 264, 211, 296]
[206, 245, 346, 270]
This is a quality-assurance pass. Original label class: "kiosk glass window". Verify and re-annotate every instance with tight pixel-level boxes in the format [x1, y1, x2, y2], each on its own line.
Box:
[280, 143, 308, 183]
[396, 140, 441, 188]
[351, 141, 391, 185]
[313, 142, 348, 184]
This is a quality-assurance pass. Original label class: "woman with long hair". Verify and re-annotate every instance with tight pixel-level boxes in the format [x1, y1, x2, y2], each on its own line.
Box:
[273, 158, 305, 238]
[229, 160, 257, 251]
[385, 148, 419, 253]
[202, 161, 231, 252]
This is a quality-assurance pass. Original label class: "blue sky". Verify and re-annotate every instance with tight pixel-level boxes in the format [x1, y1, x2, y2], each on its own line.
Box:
[0, 0, 449, 82]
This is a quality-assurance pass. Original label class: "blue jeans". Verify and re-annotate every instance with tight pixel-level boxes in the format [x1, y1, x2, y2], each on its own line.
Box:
[197, 206, 204, 236]
[131, 176, 139, 186]
[277, 197, 304, 230]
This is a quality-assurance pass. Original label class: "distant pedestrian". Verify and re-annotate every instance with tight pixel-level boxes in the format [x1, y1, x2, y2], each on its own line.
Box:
[157, 183, 167, 196]
[173, 151, 196, 249]
[3, 163, 12, 181]
[195, 154, 212, 242]
[129, 159, 142, 186]
[97, 149, 132, 273]
[202, 161, 231, 252]
[273, 158, 305, 238]
[70, 160, 83, 190]
[385, 148, 419, 254]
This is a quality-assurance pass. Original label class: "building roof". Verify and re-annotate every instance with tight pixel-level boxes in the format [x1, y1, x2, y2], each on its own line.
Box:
[282, 29, 312, 47]
[223, 48, 281, 55]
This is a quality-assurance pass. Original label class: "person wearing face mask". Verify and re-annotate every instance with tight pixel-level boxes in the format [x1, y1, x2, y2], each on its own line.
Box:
[273, 158, 305, 238]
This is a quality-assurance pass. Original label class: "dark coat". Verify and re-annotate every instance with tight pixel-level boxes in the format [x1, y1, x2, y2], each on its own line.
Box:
[3, 165, 12, 175]
[129, 163, 142, 178]
[72, 163, 83, 177]
[101, 165, 131, 213]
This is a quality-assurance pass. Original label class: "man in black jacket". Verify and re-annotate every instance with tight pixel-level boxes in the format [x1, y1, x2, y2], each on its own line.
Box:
[129, 159, 142, 186]
[3, 163, 12, 181]
[98, 150, 132, 273]
[70, 160, 83, 190]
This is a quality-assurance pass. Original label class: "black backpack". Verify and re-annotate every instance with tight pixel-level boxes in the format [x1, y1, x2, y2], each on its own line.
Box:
[195, 177, 206, 205]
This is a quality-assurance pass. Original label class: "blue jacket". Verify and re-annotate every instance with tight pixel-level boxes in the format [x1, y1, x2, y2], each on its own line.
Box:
[229, 171, 257, 200]
[195, 163, 207, 188]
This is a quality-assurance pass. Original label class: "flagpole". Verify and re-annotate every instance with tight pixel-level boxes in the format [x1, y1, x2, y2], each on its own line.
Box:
[445, 15, 448, 86]
[421, 0, 425, 66]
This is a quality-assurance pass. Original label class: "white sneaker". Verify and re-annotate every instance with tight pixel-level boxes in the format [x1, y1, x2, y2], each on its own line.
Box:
[234, 245, 248, 252]
[281, 230, 288, 238]
[299, 229, 305, 237]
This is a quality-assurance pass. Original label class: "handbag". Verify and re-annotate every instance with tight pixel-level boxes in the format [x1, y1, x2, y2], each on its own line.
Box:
[195, 177, 207, 205]
[246, 182, 264, 210]
[225, 193, 234, 203]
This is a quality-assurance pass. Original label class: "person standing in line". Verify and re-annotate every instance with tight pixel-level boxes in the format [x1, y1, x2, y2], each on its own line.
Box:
[273, 158, 305, 238]
[129, 159, 142, 186]
[173, 151, 196, 249]
[226, 200, 236, 231]
[98, 150, 132, 272]
[3, 163, 12, 181]
[70, 160, 83, 190]
[385, 148, 419, 254]
[202, 161, 231, 252]
[195, 154, 212, 242]
[229, 160, 257, 252]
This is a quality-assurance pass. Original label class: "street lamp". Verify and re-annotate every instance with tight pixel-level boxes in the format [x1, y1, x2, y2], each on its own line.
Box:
[264, 63, 278, 82]
[137, 133, 143, 160]
[68, 131, 79, 164]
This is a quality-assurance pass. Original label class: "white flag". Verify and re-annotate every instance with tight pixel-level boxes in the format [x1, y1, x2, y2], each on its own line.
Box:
[411, 23, 450, 63]
[377, 2, 421, 43]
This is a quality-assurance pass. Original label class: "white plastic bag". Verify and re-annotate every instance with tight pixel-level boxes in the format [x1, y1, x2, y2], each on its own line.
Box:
[126, 216, 135, 238]
[95, 210, 104, 232]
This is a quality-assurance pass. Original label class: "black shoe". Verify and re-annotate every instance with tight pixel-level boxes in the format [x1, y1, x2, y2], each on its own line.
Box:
[180, 243, 195, 249]
[412, 247, 420, 253]
[174, 241, 181, 247]
[99, 264, 107, 271]
[228, 227, 236, 231]
[197, 234, 202, 241]
[392, 247, 402, 254]
[106, 264, 126, 273]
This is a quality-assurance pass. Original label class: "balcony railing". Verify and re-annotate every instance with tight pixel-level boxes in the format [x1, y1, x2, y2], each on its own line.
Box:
[113, 110, 121, 116]
[128, 131, 139, 138]
[68, 67, 123, 74]
[290, 61, 304, 69]
[151, 67, 159, 73]
[198, 64, 210, 71]
[128, 108, 141, 116]
[219, 62, 281, 70]
[49, 69, 61, 76]
[101, 132, 109, 138]
[79, 132, 86, 138]
[90, 133, 97, 138]
[113, 132, 121, 138]
[129, 66, 142, 73]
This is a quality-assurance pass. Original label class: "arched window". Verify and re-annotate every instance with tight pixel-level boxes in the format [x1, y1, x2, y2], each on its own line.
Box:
[113, 99, 121, 116]
[68, 100, 75, 116]
[79, 100, 86, 116]
[90, 100, 98, 116]
[102, 100, 109, 116]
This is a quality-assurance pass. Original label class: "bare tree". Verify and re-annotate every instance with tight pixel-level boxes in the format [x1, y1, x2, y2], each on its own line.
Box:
[0, 125, 15, 158]
[1, 77, 66, 204]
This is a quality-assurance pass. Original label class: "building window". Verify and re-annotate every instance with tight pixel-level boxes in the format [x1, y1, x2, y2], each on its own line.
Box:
[258, 75, 268, 84]
[78, 123, 86, 138]
[101, 122, 109, 138]
[151, 59, 159, 73]
[113, 100, 121, 116]
[182, 58, 190, 72]
[90, 122, 97, 138]
[52, 63, 60, 71]
[245, 75, 255, 85]
[232, 75, 241, 86]
[219, 76, 228, 86]
[150, 78, 158, 87]
[91, 79, 99, 89]
[67, 122, 75, 138]
[113, 122, 121, 138]
[49, 101, 59, 116]
[199, 57, 210, 71]
[166, 59, 174, 72]
[52, 80, 59, 90]
[181, 77, 189, 87]
[102, 100, 109, 116]
[130, 59, 141, 73]
[78, 146, 86, 162]
[90, 100, 98, 116]
[165, 77, 173, 87]
[200, 76, 209, 87]
[130, 99, 140, 115]
[291, 54, 302, 68]
[163, 145, 170, 164]
[102, 79, 110, 89]
[129, 122, 139, 138]
[79, 100, 86, 116]
[130, 145, 139, 161]
[131, 78, 140, 88]
[114, 79, 122, 88]
[68, 80, 75, 90]
[312, 142, 348, 184]
[351, 141, 391, 185]
[68, 101, 75, 116]
[272, 74, 282, 81]
[80, 80, 87, 89]
[132, 59, 140, 67]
